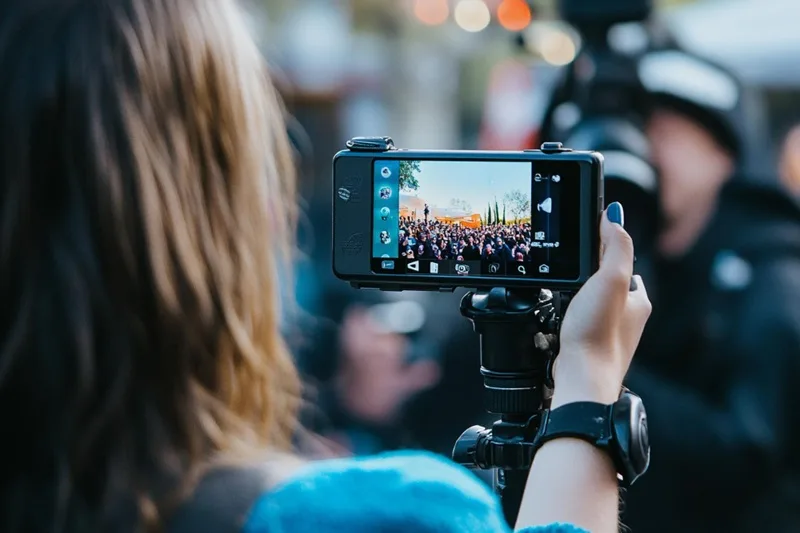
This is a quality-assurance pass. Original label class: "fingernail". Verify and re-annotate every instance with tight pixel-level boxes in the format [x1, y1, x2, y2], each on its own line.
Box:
[607, 202, 624, 227]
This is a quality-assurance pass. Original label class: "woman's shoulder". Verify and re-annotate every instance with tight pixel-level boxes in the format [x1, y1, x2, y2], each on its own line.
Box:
[242, 450, 586, 533]
[242, 450, 504, 532]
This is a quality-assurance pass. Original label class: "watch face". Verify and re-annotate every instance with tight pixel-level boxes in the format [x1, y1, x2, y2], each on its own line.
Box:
[634, 404, 651, 474]
[614, 391, 650, 483]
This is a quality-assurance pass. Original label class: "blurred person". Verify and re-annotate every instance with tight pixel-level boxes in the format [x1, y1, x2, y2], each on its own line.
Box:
[290, 207, 438, 455]
[496, 238, 514, 261]
[780, 125, 800, 197]
[621, 104, 800, 532]
[307, 304, 442, 456]
[484, 243, 500, 262]
[403, 313, 489, 457]
[0, 2, 652, 533]
[311, 291, 491, 460]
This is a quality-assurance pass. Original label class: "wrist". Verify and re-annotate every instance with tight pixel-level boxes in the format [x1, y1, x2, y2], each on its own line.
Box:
[551, 367, 623, 409]
[517, 438, 620, 532]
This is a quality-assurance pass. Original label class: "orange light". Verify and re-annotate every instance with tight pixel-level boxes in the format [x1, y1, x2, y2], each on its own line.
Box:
[413, 0, 450, 26]
[497, 0, 531, 32]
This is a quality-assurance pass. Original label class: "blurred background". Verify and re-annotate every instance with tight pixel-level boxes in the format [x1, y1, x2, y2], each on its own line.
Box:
[251, 1, 800, 529]
[248, 0, 800, 449]
[253, 0, 800, 186]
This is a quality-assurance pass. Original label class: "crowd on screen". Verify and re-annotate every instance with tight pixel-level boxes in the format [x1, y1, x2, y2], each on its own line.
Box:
[398, 217, 539, 262]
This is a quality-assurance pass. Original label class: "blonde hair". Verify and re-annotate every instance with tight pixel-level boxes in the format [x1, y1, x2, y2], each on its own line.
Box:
[0, 0, 300, 530]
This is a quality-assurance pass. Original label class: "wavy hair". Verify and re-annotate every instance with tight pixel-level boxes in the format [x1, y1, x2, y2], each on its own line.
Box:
[0, 0, 300, 530]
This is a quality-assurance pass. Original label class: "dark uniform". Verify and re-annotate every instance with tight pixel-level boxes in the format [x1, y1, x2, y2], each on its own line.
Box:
[623, 179, 800, 532]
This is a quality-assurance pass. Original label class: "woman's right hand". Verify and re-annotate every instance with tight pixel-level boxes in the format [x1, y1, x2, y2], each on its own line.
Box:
[553, 202, 652, 408]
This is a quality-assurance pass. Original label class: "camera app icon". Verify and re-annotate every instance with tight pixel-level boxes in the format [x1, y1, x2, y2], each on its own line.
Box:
[381, 167, 392, 178]
[455, 264, 470, 275]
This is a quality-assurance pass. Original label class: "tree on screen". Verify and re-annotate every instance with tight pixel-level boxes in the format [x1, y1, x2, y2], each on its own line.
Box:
[450, 198, 472, 213]
[502, 203, 507, 225]
[504, 190, 531, 223]
[494, 200, 500, 225]
[399, 160, 421, 191]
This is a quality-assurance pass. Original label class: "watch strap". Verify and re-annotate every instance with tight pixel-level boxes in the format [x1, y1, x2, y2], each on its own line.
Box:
[538, 402, 614, 446]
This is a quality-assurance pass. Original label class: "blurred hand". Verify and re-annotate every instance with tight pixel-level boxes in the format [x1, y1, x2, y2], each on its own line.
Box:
[553, 203, 652, 408]
[336, 308, 440, 425]
[780, 124, 800, 197]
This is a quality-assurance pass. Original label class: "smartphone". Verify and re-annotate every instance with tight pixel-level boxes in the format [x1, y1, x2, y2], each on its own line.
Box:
[332, 139, 604, 292]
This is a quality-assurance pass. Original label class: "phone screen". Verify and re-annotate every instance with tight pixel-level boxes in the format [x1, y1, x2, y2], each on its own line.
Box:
[370, 159, 582, 281]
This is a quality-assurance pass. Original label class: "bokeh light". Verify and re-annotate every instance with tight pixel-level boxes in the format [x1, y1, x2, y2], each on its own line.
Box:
[525, 23, 579, 66]
[540, 28, 577, 66]
[497, 0, 532, 32]
[454, 0, 491, 33]
[413, 0, 450, 26]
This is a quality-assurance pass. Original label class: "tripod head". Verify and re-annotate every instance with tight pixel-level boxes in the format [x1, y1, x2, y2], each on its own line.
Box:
[452, 287, 571, 527]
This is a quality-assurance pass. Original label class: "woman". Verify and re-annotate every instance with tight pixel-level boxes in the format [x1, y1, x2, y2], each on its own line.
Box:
[0, 1, 650, 532]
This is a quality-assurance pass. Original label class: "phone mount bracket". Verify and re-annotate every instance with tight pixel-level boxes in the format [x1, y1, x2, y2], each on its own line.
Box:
[345, 136, 396, 152]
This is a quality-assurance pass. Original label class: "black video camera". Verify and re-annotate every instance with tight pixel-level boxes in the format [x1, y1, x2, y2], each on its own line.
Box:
[543, 0, 750, 273]
[543, 0, 660, 256]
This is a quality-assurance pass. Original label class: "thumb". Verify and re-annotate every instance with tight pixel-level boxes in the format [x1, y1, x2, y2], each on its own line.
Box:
[598, 202, 635, 284]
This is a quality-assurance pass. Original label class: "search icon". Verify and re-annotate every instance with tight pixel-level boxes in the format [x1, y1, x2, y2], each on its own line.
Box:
[518, 265, 527, 275]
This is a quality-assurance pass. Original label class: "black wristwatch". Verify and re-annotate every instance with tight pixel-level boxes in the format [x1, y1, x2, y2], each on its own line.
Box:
[531, 388, 650, 487]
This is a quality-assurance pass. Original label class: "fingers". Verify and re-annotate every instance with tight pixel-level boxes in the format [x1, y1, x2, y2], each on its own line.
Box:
[628, 274, 646, 295]
[341, 306, 369, 329]
[627, 274, 653, 321]
[599, 203, 635, 287]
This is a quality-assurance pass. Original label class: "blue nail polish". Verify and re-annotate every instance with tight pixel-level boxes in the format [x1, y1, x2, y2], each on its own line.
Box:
[607, 202, 624, 227]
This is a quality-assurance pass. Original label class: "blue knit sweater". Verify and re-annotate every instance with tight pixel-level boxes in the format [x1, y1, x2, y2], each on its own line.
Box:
[243, 451, 588, 533]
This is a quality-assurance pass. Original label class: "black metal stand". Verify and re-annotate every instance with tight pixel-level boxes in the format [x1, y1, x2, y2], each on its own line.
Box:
[452, 287, 567, 527]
